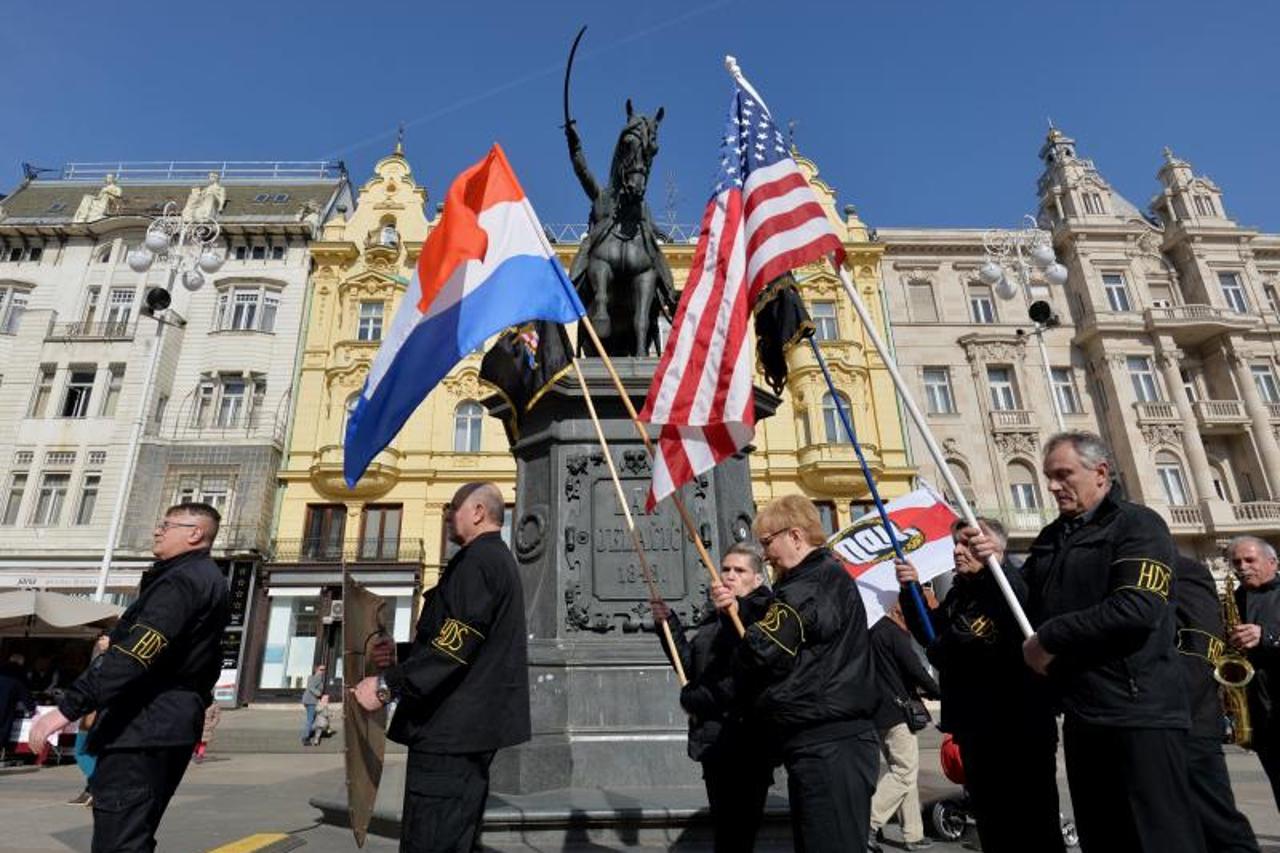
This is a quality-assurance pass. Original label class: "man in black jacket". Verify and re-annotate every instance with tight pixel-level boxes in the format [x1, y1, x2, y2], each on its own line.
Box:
[29, 502, 230, 853]
[972, 431, 1203, 853]
[1226, 535, 1280, 810]
[355, 482, 530, 853]
[1173, 554, 1258, 852]
[651, 542, 774, 853]
[867, 605, 940, 852]
[897, 517, 1063, 853]
[711, 495, 880, 853]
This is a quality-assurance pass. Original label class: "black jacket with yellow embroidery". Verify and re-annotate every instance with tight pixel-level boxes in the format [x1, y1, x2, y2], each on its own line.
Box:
[732, 547, 879, 748]
[1024, 488, 1187, 729]
[58, 548, 229, 750]
[384, 531, 531, 753]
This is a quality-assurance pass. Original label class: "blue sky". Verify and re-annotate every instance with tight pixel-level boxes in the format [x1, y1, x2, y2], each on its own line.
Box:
[5, 1, 1278, 231]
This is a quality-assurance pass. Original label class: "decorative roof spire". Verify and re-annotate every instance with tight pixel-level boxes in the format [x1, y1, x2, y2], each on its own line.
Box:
[394, 122, 405, 156]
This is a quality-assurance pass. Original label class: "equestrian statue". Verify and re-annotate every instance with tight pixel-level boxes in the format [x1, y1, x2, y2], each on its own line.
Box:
[563, 27, 677, 357]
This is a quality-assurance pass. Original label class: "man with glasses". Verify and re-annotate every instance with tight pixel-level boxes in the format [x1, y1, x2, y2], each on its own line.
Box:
[29, 503, 230, 853]
[710, 495, 880, 853]
[354, 482, 530, 853]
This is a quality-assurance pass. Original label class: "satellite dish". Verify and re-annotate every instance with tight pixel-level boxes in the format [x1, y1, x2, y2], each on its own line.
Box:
[1028, 300, 1054, 324]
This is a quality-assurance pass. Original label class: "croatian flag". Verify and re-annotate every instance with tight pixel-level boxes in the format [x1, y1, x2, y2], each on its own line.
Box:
[344, 144, 585, 486]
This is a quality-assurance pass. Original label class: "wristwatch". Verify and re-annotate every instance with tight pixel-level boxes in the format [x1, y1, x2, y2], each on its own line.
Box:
[375, 674, 393, 705]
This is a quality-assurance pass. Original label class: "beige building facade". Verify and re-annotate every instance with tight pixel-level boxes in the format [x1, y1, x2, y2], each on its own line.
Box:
[881, 128, 1280, 565]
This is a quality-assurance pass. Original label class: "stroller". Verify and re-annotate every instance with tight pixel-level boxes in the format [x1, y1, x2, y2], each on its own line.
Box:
[930, 733, 1079, 848]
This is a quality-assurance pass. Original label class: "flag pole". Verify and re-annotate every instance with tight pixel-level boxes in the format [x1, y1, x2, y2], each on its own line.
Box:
[805, 339, 936, 643]
[577, 318, 747, 638]
[571, 360, 688, 685]
[832, 261, 1034, 639]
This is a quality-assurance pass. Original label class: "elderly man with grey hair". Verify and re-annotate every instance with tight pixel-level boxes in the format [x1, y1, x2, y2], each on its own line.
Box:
[1226, 534, 1280, 809]
[969, 430, 1202, 853]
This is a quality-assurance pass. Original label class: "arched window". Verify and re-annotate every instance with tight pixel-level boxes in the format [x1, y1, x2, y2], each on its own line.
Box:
[341, 394, 360, 442]
[453, 400, 483, 452]
[1156, 451, 1192, 506]
[1007, 461, 1041, 511]
[379, 216, 399, 248]
[945, 460, 976, 506]
[821, 392, 851, 444]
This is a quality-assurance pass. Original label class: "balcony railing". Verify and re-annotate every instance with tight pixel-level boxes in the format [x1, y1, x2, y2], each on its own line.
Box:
[1145, 304, 1259, 326]
[45, 315, 135, 342]
[154, 410, 287, 445]
[1193, 400, 1248, 425]
[1268, 403, 1280, 421]
[1231, 502, 1280, 523]
[1169, 505, 1204, 527]
[989, 410, 1034, 429]
[972, 506, 1057, 532]
[270, 538, 426, 565]
[1133, 401, 1178, 421]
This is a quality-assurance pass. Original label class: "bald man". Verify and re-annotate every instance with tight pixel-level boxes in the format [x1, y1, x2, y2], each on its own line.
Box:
[354, 482, 530, 853]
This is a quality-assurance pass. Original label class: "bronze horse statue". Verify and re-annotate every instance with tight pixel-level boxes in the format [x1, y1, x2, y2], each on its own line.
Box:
[564, 100, 677, 357]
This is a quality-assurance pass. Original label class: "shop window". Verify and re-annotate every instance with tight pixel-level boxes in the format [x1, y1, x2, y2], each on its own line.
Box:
[257, 594, 321, 690]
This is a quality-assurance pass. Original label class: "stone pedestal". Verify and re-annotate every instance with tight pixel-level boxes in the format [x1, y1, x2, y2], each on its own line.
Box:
[483, 357, 776, 794]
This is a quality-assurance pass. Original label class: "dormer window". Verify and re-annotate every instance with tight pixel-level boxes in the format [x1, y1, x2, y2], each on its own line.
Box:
[1194, 195, 1216, 217]
[1083, 192, 1106, 215]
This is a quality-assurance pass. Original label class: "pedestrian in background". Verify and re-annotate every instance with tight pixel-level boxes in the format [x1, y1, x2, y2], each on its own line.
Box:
[67, 633, 110, 805]
[193, 701, 221, 764]
[301, 663, 326, 746]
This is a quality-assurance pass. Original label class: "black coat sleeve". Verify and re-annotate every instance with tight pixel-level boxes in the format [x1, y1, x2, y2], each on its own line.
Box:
[1037, 513, 1176, 659]
[57, 571, 203, 722]
[655, 612, 694, 676]
[891, 627, 940, 698]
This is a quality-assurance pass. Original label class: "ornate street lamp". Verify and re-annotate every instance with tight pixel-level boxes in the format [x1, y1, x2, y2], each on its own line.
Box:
[980, 215, 1069, 431]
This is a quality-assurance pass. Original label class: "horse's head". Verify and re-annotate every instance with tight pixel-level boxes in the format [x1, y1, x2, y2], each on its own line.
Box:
[609, 98, 664, 202]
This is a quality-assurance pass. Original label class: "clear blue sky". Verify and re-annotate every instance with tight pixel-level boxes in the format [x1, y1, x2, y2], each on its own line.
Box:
[5, 0, 1278, 231]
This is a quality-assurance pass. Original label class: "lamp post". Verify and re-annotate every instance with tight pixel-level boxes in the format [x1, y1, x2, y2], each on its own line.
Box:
[979, 215, 1070, 432]
[93, 202, 224, 601]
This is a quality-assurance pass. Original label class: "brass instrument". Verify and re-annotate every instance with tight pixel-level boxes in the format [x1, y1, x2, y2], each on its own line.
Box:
[1215, 572, 1254, 748]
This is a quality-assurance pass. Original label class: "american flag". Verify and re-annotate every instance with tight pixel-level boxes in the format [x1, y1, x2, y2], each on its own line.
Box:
[639, 81, 846, 510]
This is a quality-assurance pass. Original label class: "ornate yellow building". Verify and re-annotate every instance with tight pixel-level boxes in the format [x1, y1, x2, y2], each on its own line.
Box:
[250, 148, 912, 698]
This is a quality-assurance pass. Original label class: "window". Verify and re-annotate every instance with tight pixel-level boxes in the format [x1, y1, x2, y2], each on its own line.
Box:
[1149, 283, 1173, 309]
[1, 473, 26, 525]
[923, 367, 956, 414]
[0, 286, 30, 334]
[1102, 273, 1132, 312]
[907, 281, 938, 322]
[61, 366, 96, 418]
[192, 380, 215, 427]
[1051, 367, 1083, 414]
[30, 364, 55, 417]
[303, 504, 346, 560]
[215, 378, 246, 427]
[249, 378, 267, 427]
[811, 302, 838, 341]
[215, 285, 279, 332]
[1194, 195, 1216, 217]
[74, 473, 101, 525]
[105, 287, 134, 327]
[814, 501, 838, 537]
[32, 473, 70, 525]
[453, 401, 484, 451]
[968, 285, 997, 324]
[986, 367, 1018, 411]
[380, 223, 399, 247]
[342, 394, 360, 441]
[945, 460, 976, 506]
[88, 450, 107, 466]
[821, 391, 850, 443]
[1083, 192, 1105, 215]
[270, 245, 285, 261]
[1127, 356, 1161, 403]
[1181, 369, 1199, 403]
[1265, 284, 1280, 314]
[1008, 462, 1041, 510]
[251, 245, 266, 261]
[360, 505, 403, 560]
[95, 244, 112, 264]
[1252, 365, 1280, 404]
[99, 364, 125, 417]
[1219, 272, 1250, 314]
[357, 301, 384, 342]
[82, 286, 101, 325]
[234, 245, 248, 261]
[45, 450, 75, 466]
[1156, 452, 1191, 506]
[175, 473, 232, 513]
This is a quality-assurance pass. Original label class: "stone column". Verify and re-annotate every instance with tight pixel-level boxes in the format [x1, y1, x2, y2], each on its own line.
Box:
[1154, 343, 1217, 502]
[1228, 347, 1280, 498]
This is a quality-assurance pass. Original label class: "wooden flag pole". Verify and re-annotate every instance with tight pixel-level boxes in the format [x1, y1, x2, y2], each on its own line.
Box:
[571, 361, 687, 685]
[577, 317, 747, 638]
[832, 261, 1034, 639]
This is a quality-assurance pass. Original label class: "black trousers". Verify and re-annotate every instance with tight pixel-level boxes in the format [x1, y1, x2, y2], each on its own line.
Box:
[955, 728, 1064, 853]
[89, 746, 192, 853]
[1185, 735, 1258, 853]
[1062, 718, 1206, 853]
[1255, 730, 1280, 811]
[784, 729, 878, 853]
[401, 750, 495, 853]
[702, 753, 773, 852]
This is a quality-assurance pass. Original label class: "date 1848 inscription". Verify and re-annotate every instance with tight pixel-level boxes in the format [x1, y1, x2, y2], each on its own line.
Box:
[590, 479, 688, 601]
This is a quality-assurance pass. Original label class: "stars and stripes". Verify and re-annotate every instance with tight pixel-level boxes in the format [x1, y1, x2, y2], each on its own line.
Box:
[639, 81, 845, 510]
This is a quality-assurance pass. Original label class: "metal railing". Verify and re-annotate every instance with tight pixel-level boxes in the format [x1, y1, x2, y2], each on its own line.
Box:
[270, 538, 426, 565]
[1231, 502, 1280, 523]
[1169, 505, 1204, 527]
[58, 161, 345, 182]
[45, 314, 136, 342]
[1133, 401, 1178, 421]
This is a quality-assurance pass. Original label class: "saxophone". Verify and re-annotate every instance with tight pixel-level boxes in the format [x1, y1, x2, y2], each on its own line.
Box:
[1215, 572, 1254, 748]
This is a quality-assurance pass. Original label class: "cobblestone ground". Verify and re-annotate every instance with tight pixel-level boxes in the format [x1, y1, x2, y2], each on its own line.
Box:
[1, 746, 1276, 852]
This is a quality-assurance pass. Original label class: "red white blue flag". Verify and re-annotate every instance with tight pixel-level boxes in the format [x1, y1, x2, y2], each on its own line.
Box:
[639, 80, 845, 510]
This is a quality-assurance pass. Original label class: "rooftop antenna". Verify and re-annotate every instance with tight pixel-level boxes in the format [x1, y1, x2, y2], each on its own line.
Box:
[663, 170, 679, 232]
[395, 122, 405, 155]
[787, 119, 798, 152]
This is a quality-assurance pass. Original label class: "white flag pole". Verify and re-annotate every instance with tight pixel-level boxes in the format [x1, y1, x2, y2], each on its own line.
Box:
[724, 53, 1033, 640]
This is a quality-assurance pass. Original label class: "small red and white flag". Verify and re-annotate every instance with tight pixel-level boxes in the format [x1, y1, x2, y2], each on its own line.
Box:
[639, 78, 844, 509]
